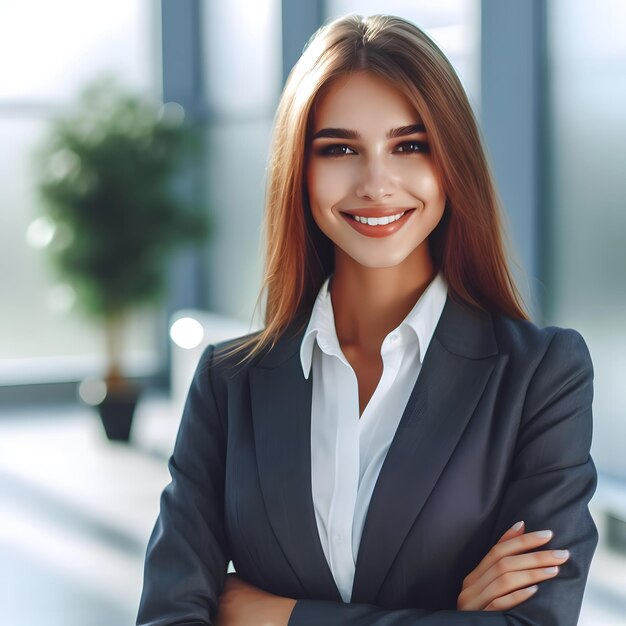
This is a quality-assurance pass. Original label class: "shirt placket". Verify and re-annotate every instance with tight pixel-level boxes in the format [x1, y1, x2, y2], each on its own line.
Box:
[327, 355, 360, 602]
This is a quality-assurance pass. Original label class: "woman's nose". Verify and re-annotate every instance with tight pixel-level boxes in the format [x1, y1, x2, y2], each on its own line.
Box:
[355, 156, 396, 201]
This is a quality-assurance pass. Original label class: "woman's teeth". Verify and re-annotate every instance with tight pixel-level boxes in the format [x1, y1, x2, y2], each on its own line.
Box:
[351, 211, 407, 225]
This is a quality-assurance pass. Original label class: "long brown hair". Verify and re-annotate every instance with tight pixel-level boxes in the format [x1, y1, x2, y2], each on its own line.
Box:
[216, 13, 529, 365]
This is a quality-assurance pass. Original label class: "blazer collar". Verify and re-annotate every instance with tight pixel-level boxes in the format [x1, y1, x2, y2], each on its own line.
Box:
[257, 292, 498, 371]
[249, 293, 500, 603]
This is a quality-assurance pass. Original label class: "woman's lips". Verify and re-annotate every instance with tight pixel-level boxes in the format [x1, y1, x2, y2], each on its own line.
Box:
[340, 209, 416, 238]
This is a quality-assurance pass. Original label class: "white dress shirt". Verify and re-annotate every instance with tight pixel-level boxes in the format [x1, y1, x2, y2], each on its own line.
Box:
[299, 271, 448, 602]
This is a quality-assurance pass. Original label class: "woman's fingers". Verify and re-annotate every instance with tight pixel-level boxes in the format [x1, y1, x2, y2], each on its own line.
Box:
[476, 548, 570, 592]
[458, 521, 571, 612]
[483, 585, 539, 611]
[476, 563, 561, 610]
[463, 521, 525, 587]
[463, 526, 555, 588]
[459, 563, 562, 611]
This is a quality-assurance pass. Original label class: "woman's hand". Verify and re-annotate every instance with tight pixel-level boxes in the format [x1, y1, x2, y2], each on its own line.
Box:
[215, 573, 297, 626]
[457, 520, 571, 611]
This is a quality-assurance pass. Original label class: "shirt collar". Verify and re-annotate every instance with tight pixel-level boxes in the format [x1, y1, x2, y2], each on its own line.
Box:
[299, 271, 448, 379]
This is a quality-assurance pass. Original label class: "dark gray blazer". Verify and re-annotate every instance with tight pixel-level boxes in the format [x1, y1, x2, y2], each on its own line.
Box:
[137, 293, 598, 626]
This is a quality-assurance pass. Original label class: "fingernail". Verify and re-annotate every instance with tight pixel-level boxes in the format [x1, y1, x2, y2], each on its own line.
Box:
[552, 550, 569, 559]
[543, 566, 559, 574]
[511, 520, 524, 532]
[536, 530, 553, 539]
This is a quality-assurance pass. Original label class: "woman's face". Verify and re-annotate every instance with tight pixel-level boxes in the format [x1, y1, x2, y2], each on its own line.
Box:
[306, 71, 446, 269]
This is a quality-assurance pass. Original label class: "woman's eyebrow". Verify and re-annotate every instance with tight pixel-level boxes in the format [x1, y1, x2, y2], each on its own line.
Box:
[312, 123, 426, 140]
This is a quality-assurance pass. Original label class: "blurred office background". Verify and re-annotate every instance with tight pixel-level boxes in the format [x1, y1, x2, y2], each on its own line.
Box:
[1, 0, 625, 624]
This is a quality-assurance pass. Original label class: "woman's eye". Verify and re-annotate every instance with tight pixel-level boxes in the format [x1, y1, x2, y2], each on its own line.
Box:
[318, 144, 356, 157]
[396, 141, 429, 154]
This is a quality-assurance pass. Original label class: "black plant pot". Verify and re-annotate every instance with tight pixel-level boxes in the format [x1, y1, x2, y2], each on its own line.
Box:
[96, 382, 142, 442]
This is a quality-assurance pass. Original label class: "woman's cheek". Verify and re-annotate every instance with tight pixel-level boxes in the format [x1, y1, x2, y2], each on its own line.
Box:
[402, 161, 441, 201]
[308, 163, 344, 217]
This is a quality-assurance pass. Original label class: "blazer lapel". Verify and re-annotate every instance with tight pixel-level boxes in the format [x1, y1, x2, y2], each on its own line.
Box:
[351, 294, 500, 602]
[249, 321, 342, 601]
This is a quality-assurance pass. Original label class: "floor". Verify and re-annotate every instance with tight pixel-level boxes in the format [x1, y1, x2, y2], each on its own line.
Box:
[0, 394, 625, 626]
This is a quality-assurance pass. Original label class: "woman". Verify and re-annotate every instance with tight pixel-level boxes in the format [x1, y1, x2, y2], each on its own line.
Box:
[137, 14, 597, 626]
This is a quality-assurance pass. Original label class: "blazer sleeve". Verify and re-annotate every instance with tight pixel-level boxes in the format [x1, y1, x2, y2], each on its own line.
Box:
[137, 344, 229, 626]
[288, 328, 598, 626]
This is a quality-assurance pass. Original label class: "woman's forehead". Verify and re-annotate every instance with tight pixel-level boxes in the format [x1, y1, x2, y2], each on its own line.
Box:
[311, 72, 424, 131]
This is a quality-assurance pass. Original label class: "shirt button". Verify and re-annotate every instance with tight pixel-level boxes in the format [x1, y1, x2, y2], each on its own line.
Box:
[333, 534, 344, 544]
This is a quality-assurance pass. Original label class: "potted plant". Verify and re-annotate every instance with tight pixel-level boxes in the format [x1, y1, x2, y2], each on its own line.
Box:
[33, 74, 210, 442]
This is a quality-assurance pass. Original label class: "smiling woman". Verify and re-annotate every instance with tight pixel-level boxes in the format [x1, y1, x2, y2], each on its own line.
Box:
[137, 13, 598, 626]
